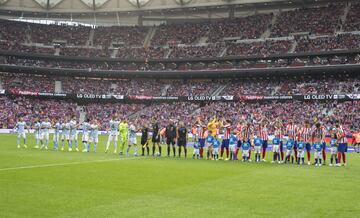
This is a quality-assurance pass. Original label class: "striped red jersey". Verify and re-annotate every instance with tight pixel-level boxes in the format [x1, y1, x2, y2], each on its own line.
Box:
[197, 126, 206, 139]
[300, 127, 312, 142]
[337, 125, 347, 143]
[236, 124, 243, 140]
[274, 127, 283, 139]
[242, 126, 252, 140]
[223, 126, 231, 139]
[258, 125, 269, 140]
[286, 124, 298, 139]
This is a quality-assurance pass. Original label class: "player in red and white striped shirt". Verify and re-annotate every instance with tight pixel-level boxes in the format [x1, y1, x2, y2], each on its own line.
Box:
[220, 119, 231, 160]
[195, 117, 207, 158]
[336, 123, 348, 166]
[299, 120, 312, 165]
[242, 121, 253, 161]
[273, 119, 284, 162]
[257, 118, 269, 161]
[235, 121, 244, 160]
[286, 119, 298, 162]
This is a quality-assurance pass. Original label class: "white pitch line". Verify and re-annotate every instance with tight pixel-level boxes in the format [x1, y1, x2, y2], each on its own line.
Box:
[0, 157, 138, 172]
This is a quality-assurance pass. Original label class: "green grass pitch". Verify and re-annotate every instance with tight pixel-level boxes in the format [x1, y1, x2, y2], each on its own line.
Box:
[1, 134, 359, 218]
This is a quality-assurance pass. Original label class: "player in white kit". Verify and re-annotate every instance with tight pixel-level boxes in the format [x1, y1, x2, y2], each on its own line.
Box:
[15, 117, 27, 148]
[105, 116, 120, 154]
[53, 119, 61, 151]
[126, 122, 138, 156]
[81, 119, 91, 152]
[62, 119, 71, 151]
[89, 120, 99, 152]
[69, 116, 79, 152]
[40, 118, 51, 150]
[33, 118, 41, 149]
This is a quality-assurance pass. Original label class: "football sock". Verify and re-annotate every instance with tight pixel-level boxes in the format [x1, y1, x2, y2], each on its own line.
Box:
[226, 148, 229, 158]
[338, 153, 342, 163]
[307, 150, 311, 161]
[342, 153, 346, 164]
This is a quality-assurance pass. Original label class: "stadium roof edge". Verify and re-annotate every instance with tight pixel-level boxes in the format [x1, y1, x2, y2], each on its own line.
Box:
[0, 0, 350, 23]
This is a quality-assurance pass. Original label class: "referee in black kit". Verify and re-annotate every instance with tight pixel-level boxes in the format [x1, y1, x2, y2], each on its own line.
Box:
[177, 121, 188, 158]
[166, 120, 177, 157]
[151, 117, 161, 156]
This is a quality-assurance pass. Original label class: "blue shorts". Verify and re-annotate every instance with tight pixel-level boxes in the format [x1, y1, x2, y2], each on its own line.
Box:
[262, 140, 268, 149]
[305, 143, 311, 151]
[293, 141, 298, 149]
[237, 140, 242, 148]
[198, 139, 205, 148]
[221, 139, 229, 148]
[322, 142, 326, 151]
[338, 143, 347, 152]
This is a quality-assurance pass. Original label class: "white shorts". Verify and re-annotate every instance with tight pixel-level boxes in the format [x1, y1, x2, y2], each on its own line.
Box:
[298, 149, 305, 158]
[89, 136, 98, 143]
[254, 146, 261, 154]
[242, 149, 249, 157]
[82, 134, 89, 142]
[193, 148, 199, 155]
[314, 151, 322, 159]
[17, 132, 26, 139]
[129, 137, 137, 145]
[229, 144, 236, 152]
[108, 132, 118, 142]
[273, 144, 280, 153]
[330, 147, 337, 155]
[70, 134, 77, 141]
[285, 149, 293, 156]
[42, 132, 49, 141]
[212, 147, 219, 155]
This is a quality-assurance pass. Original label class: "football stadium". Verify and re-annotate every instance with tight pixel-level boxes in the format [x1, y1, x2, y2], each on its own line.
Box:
[0, 0, 360, 217]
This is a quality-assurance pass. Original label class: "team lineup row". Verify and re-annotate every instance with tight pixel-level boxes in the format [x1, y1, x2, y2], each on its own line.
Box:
[13, 116, 360, 167]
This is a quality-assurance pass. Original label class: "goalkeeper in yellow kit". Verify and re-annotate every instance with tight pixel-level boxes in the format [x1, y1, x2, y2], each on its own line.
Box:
[119, 119, 129, 155]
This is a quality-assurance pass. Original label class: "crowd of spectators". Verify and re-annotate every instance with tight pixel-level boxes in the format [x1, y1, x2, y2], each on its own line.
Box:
[226, 40, 293, 57]
[343, 2, 360, 31]
[0, 20, 28, 42]
[0, 73, 55, 93]
[207, 14, 273, 43]
[221, 75, 360, 96]
[295, 34, 360, 53]
[30, 24, 91, 46]
[117, 46, 167, 59]
[169, 44, 225, 59]
[93, 26, 148, 48]
[151, 22, 209, 46]
[0, 96, 78, 129]
[270, 3, 343, 37]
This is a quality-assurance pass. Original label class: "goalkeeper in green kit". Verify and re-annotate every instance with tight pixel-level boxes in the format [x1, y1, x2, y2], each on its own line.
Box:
[119, 118, 129, 155]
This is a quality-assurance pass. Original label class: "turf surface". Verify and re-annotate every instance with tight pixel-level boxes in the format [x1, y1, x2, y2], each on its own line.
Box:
[1, 134, 359, 218]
